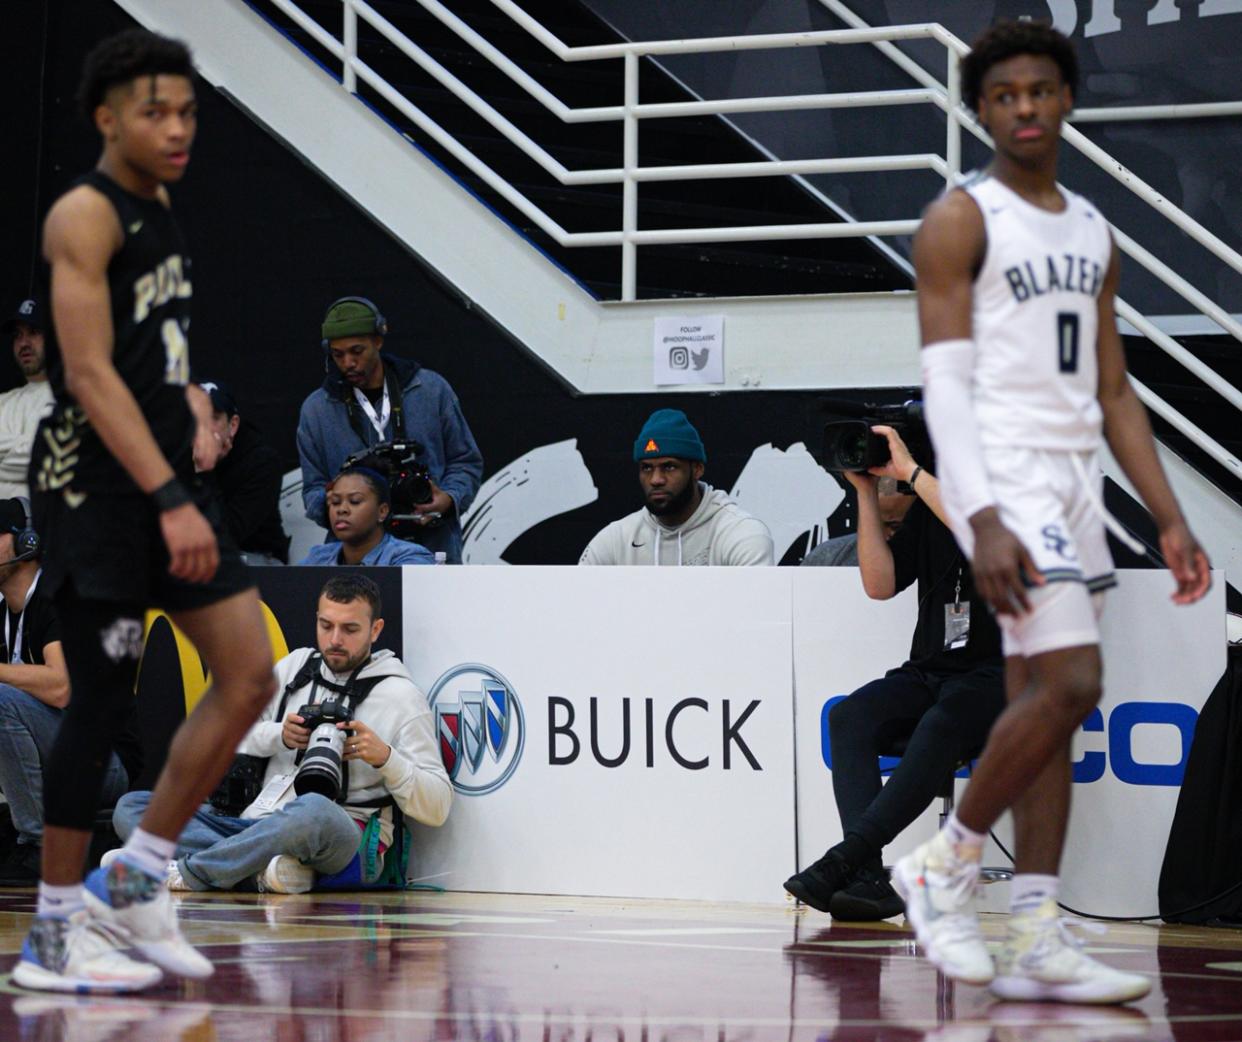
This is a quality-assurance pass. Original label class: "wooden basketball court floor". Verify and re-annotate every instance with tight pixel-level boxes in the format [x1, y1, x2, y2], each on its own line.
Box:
[0, 888, 1239, 1041]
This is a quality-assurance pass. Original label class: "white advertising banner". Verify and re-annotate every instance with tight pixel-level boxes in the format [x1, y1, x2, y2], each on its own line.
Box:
[402, 566, 795, 903]
[793, 568, 1224, 916]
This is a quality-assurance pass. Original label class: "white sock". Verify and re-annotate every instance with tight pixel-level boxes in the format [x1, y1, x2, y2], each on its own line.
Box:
[37, 882, 84, 919]
[942, 812, 987, 860]
[121, 828, 177, 879]
[1011, 873, 1059, 915]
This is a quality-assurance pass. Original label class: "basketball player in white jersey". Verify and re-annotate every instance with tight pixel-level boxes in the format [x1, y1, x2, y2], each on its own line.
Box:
[891, 22, 1210, 1004]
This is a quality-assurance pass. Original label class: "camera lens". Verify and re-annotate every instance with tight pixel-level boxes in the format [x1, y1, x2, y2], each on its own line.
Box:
[295, 723, 345, 800]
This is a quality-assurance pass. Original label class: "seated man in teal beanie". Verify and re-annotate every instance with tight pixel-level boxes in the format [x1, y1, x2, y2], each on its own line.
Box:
[579, 409, 773, 566]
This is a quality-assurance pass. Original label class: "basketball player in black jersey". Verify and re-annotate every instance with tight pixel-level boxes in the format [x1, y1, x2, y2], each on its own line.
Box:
[16, 30, 275, 993]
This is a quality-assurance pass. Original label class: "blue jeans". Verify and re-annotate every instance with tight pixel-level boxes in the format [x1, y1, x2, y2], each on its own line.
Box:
[112, 790, 360, 891]
[0, 684, 128, 845]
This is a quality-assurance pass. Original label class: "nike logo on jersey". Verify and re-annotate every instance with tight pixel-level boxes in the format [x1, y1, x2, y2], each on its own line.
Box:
[128, 220, 143, 234]
[1004, 253, 1103, 304]
[631, 541, 645, 548]
[133, 254, 192, 323]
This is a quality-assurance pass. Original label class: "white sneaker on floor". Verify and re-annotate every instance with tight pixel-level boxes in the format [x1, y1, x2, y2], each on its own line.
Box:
[257, 855, 314, 895]
[12, 913, 163, 994]
[82, 862, 212, 980]
[990, 899, 1151, 1004]
[892, 833, 993, 985]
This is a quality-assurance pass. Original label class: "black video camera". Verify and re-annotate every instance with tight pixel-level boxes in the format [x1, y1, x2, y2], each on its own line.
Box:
[819, 398, 925, 473]
[342, 439, 436, 539]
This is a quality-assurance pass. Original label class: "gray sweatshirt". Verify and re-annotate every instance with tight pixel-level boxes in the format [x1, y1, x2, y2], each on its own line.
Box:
[579, 482, 773, 566]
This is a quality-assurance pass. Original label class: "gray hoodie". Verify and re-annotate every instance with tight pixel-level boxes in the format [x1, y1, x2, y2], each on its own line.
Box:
[579, 482, 773, 566]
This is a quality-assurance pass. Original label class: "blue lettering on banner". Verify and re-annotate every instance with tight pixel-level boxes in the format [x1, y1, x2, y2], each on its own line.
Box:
[823, 697, 1199, 787]
[1071, 708, 1106, 783]
[1107, 701, 1198, 787]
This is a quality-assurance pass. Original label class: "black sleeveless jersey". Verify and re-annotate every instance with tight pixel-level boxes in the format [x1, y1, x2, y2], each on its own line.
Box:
[32, 170, 195, 497]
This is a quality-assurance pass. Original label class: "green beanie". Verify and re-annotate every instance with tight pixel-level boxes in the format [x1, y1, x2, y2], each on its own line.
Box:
[321, 299, 385, 341]
[633, 408, 706, 463]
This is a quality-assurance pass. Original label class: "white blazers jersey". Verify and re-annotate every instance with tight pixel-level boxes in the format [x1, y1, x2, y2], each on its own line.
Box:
[962, 175, 1113, 451]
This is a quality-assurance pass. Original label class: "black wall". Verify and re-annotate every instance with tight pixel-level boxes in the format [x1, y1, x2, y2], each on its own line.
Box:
[6, 0, 890, 564]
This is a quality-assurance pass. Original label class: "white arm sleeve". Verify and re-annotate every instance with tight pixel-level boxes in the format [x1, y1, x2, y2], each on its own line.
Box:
[921, 338, 996, 522]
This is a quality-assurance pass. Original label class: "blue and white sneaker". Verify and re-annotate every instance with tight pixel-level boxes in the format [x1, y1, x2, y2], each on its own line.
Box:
[82, 859, 213, 980]
[12, 913, 162, 993]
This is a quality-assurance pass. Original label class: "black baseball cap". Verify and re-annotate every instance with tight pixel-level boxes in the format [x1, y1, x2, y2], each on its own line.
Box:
[2, 298, 44, 335]
[198, 380, 238, 417]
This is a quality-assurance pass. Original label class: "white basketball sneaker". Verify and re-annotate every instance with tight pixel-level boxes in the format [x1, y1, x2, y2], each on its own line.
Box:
[12, 913, 163, 993]
[991, 899, 1151, 1004]
[82, 860, 212, 980]
[257, 855, 315, 895]
[892, 831, 994, 985]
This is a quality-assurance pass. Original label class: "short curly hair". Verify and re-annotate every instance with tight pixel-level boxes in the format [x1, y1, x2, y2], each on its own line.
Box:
[321, 574, 383, 621]
[77, 28, 194, 121]
[961, 21, 1077, 112]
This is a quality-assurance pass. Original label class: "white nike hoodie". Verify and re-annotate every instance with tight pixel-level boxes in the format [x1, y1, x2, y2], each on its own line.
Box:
[579, 482, 773, 566]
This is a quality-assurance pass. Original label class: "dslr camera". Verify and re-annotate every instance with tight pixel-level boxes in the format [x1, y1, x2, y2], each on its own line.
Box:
[342, 439, 436, 539]
[294, 694, 354, 801]
[819, 398, 925, 473]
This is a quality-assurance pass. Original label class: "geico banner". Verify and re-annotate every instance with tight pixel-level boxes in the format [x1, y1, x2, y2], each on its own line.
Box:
[401, 566, 797, 904]
[793, 568, 1224, 917]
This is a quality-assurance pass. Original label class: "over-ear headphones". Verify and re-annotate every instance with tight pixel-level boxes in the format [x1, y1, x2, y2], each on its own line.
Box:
[320, 296, 389, 351]
[7, 497, 39, 564]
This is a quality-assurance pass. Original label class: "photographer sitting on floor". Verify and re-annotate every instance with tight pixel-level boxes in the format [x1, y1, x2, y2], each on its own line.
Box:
[108, 575, 451, 893]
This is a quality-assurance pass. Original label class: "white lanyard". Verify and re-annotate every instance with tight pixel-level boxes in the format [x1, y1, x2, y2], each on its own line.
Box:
[353, 384, 391, 439]
[4, 568, 40, 665]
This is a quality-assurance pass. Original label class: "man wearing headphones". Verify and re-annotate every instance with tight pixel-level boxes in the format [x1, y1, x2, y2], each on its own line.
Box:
[296, 297, 483, 563]
[0, 499, 137, 885]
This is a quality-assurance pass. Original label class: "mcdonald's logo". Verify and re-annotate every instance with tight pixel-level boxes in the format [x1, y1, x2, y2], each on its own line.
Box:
[137, 600, 290, 715]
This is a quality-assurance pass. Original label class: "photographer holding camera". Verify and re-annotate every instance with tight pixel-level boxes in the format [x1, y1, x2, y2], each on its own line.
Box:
[297, 296, 483, 563]
[784, 423, 1004, 920]
[109, 575, 451, 893]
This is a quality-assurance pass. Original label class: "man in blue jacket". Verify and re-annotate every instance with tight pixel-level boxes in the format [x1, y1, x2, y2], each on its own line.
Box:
[297, 297, 483, 563]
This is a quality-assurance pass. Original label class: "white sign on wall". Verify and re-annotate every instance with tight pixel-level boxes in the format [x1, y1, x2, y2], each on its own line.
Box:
[402, 566, 796, 904]
[653, 314, 724, 385]
[793, 568, 1224, 917]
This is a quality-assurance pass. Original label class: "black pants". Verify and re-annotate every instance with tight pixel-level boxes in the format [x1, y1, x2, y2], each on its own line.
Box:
[828, 663, 1005, 857]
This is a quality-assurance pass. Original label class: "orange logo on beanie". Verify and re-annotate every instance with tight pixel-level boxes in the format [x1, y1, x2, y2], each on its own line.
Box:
[644, 439, 659, 453]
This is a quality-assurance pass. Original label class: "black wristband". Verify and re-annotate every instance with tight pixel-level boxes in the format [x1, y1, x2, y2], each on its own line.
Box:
[908, 465, 923, 488]
[152, 477, 192, 513]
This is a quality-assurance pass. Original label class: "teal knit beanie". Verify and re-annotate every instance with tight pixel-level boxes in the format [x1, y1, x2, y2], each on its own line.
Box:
[633, 409, 706, 462]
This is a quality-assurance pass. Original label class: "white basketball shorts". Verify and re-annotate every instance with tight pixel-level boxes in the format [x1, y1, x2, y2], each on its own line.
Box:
[944, 446, 1114, 659]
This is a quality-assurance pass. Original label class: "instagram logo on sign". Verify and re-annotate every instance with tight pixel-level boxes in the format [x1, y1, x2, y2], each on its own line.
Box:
[668, 346, 689, 369]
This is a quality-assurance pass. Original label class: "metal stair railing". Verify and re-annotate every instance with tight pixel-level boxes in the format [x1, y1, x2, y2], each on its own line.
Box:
[260, 0, 1241, 480]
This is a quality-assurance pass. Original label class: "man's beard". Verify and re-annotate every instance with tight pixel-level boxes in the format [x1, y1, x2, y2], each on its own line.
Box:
[324, 646, 372, 674]
[646, 480, 696, 518]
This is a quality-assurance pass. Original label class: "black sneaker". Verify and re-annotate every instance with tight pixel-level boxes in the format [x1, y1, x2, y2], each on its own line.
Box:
[828, 863, 905, 921]
[783, 850, 854, 912]
[0, 844, 41, 887]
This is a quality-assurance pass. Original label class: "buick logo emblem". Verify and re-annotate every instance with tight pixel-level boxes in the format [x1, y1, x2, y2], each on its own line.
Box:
[429, 664, 525, 795]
